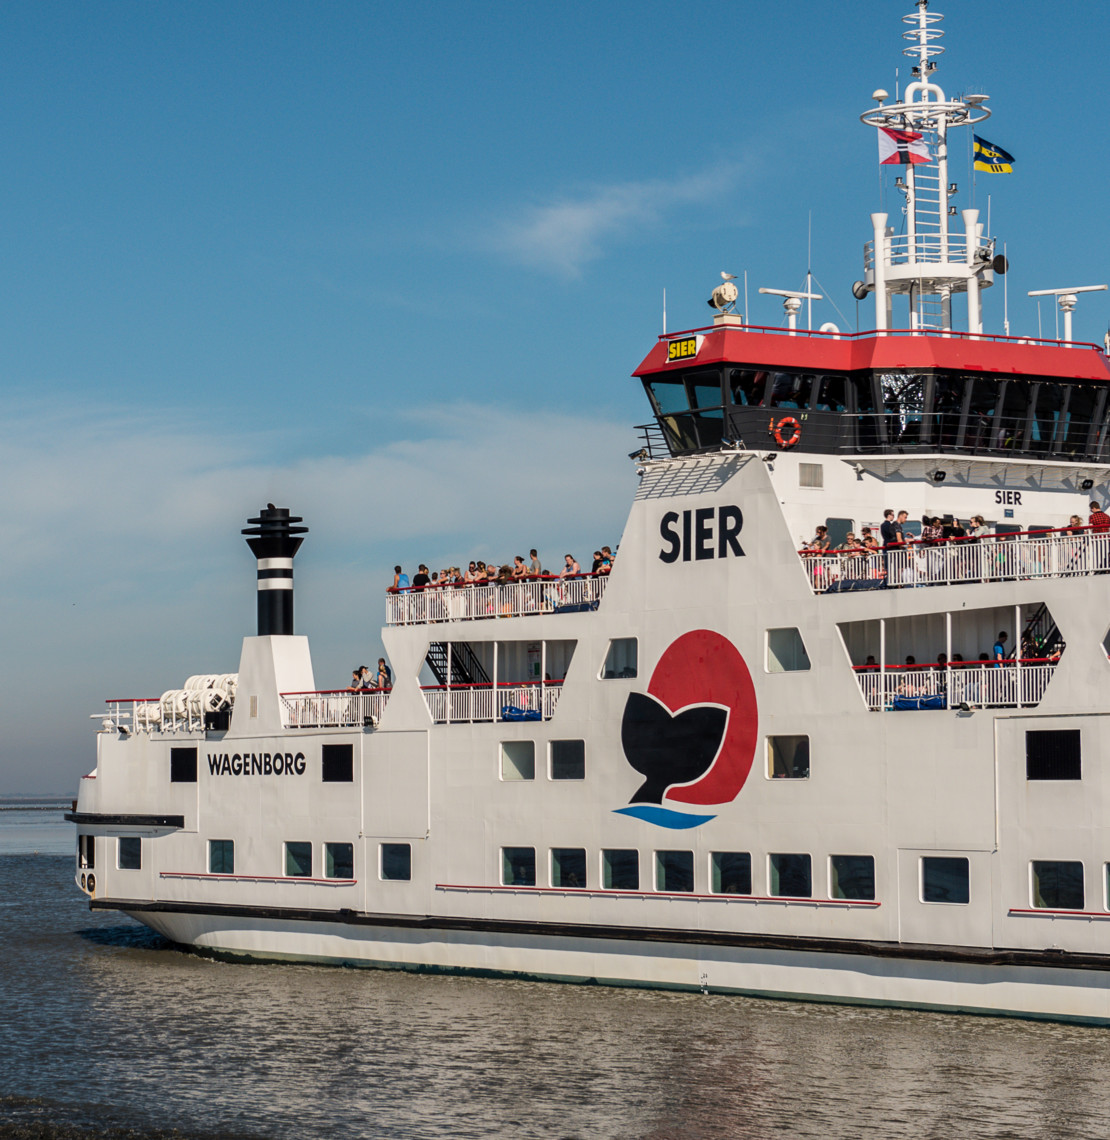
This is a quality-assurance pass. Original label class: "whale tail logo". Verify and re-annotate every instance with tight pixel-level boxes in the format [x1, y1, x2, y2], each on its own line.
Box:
[614, 630, 757, 829]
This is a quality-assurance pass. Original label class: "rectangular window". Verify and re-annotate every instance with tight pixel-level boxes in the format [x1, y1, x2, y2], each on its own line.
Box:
[711, 852, 752, 895]
[502, 846, 536, 887]
[767, 735, 810, 779]
[766, 629, 811, 673]
[500, 740, 535, 780]
[209, 839, 234, 875]
[798, 462, 824, 488]
[551, 847, 587, 888]
[601, 638, 637, 679]
[1026, 730, 1081, 780]
[603, 849, 639, 891]
[1032, 860, 1084, 910]
[381, 843, 411, 881]
[550, 739, 585, 780]
[170, 747, 197, 783]
[325, 842, 354, 879]
[117, 836, 141, 871]
[656, 850, 694, 893]
[285, 841, 312, 878]
[830, 855, 875, 901]
[921, 856, 969, 904]
[769, 853, 811, 898]
[78, 835, 95, 870]
[322, 743, 354, 783]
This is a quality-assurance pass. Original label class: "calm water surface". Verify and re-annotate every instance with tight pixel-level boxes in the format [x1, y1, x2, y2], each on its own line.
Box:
[2, 808, 1109, 1139]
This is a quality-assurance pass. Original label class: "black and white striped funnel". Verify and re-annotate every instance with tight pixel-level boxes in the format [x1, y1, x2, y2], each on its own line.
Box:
[241, 505, 308, 636]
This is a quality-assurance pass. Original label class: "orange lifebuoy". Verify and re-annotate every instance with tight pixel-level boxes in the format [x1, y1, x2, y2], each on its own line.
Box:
[774, 416, 801, 449]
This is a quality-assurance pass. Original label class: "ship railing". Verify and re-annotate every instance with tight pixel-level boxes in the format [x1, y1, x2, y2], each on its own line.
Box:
[420, 680, 563, 724]
[801, 527, 1110, 594]
[386, 574, 607, 626]
[280, 688, 390, 729]
[863, 232, 984, 269]
[103, 695, 229, 735]
[852, 659, 1057, 711]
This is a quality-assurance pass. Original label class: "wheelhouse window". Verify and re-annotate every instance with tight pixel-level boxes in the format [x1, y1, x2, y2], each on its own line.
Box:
[1032, 861, 1084, 910]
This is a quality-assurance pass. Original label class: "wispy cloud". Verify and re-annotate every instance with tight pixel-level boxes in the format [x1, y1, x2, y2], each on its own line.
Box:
[484, 164, 744, 277]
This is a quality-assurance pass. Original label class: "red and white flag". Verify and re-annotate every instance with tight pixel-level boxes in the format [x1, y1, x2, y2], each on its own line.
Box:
[877, 127, 931, 165]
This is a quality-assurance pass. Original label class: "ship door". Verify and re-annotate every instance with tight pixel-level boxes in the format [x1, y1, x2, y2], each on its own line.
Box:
[896, 849, 993, 948]
[362, 730, 429, 838]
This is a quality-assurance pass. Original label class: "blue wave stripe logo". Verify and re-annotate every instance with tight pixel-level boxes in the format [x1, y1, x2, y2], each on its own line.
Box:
[613, 805, 716, 830]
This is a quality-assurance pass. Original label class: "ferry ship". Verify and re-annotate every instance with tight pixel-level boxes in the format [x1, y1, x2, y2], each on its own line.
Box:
[69, 3, 1110, 1023]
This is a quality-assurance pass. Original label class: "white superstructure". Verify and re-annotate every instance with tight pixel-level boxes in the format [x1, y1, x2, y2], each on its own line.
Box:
[70, 3, 1110, 1024]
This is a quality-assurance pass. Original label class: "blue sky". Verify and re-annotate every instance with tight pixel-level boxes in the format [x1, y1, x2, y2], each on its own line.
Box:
[3, 0, 1109, 792]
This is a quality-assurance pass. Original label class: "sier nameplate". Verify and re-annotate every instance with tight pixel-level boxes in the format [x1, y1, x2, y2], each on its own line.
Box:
[667, 336, 698, 363]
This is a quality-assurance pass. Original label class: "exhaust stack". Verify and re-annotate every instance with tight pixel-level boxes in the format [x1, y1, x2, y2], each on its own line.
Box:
[242, 505, 308, 636]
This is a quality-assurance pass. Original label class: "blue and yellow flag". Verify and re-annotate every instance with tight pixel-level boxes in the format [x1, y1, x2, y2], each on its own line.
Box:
[974, 135, 1014, 173]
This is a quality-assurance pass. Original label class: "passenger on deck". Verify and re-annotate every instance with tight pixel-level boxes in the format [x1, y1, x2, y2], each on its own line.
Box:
[529, 549, 542, 576]
[600, 546, 614, 572]
[921, 516, 943, 544]
[561, 554, 581, 579]
[512, 556, 528, 579]
[591, 551, 603, 573]
[412, 565, 430, 589]
[805, 525, 830, 553]
[861, 655, 879, 671]
[347, 668, 363, 692]
[968, 516, 988, 540]
[1089, 502, 1110, 531]
[391, 566, 409, 591]
[993, 632, 1008, 663]
[377, 658, 392, 689]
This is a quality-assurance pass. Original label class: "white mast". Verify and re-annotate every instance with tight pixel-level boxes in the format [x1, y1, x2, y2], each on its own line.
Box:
[858, 1, 998, 335]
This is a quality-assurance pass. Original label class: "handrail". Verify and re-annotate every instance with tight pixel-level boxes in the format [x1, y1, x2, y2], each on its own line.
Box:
[387, 571, 609, 594]
[656, 323, 1105, 352]
[799, 524, 1102, 555]
[853, 657, 1057, 671]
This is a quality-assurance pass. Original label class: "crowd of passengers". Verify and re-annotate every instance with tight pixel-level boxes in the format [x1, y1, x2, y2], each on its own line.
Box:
[802, 503, 1110, 555]
[388, 547, 616, 591]
[854, 630, 1062, 678]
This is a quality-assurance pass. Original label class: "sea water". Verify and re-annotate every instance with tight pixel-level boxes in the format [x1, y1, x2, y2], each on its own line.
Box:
[2, 804, 1110, 1140]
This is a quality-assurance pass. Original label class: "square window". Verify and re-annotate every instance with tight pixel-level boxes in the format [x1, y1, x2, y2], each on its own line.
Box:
[921, 856, 969, 904]
[769, 853, 811, 898]
[603, 849, 639, 891]
[766, 629, 811, 673]
[381, 843, 411, 881]
[656, 850, 694, 893]
[502, 847, 536, 887]
[500, 741, 535, 780]
[1026, 730, 1081, 780]
[322, 744, 354, 782]
[798, 462, 824, 489]
[209, 839, 234, 875]
[830, 855, 875, 900]
[1032, 860, 1084, 910]
[711, 852, 751, 895]
[325, 842, 354, 879]
[550, 740, 585, 780]
[551, 847, 587, 888]
[285, 841, 313, 878]
[601, 639, 638, 679]
[170, 747, 197, 782]
[767, 735, 810, 779]
[117, 837, 141, 871]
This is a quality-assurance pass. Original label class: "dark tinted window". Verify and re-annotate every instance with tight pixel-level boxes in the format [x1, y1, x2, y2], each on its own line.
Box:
[603, 849, 639, 891]
[170, 747, 197, 783]
[322, 743, 354, 783]
[1026, 730, 1081, 780]
[502, 847, 536, 887]
[768, 735, 810, 779]
[769, 853, 811, 898]
[922, 856, 969, 903]
[711, 852, 752, 895]
[656, 850, 694, 893]
[325, 843, 354, 879]
[551, 847, 587, 888]
[285, 842, 312, 877]
[830, 855, 875, 901]
[1032, 860, 1084, 910]
[118, 837, 141, 870]
[209, 839, 234, 874]
[550, 740, 585, 780]
[381, 843, 411, 881]
[728, 368, 768, 406]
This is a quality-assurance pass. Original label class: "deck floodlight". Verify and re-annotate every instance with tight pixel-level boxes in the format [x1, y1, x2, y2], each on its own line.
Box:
[1082, 478, 1095, 491]
[931, 470, 947, 483]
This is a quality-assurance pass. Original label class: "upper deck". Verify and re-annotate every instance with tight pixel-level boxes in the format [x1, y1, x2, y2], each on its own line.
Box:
[634, 323, 1110, 462]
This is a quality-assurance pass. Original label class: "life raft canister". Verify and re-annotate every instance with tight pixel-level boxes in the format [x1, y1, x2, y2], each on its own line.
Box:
[774, 416, 802, 449]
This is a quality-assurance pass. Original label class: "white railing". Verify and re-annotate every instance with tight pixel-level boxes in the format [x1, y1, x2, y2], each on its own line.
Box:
[802, 530, 1110, 594]
[280, 689, 390, 729]
[853, 661, 1057, 711]
[104, 694, 231, 735]
[386, 575, 608, 626]
[421, 681, 563, 724]
[864, 233, 980, 268]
